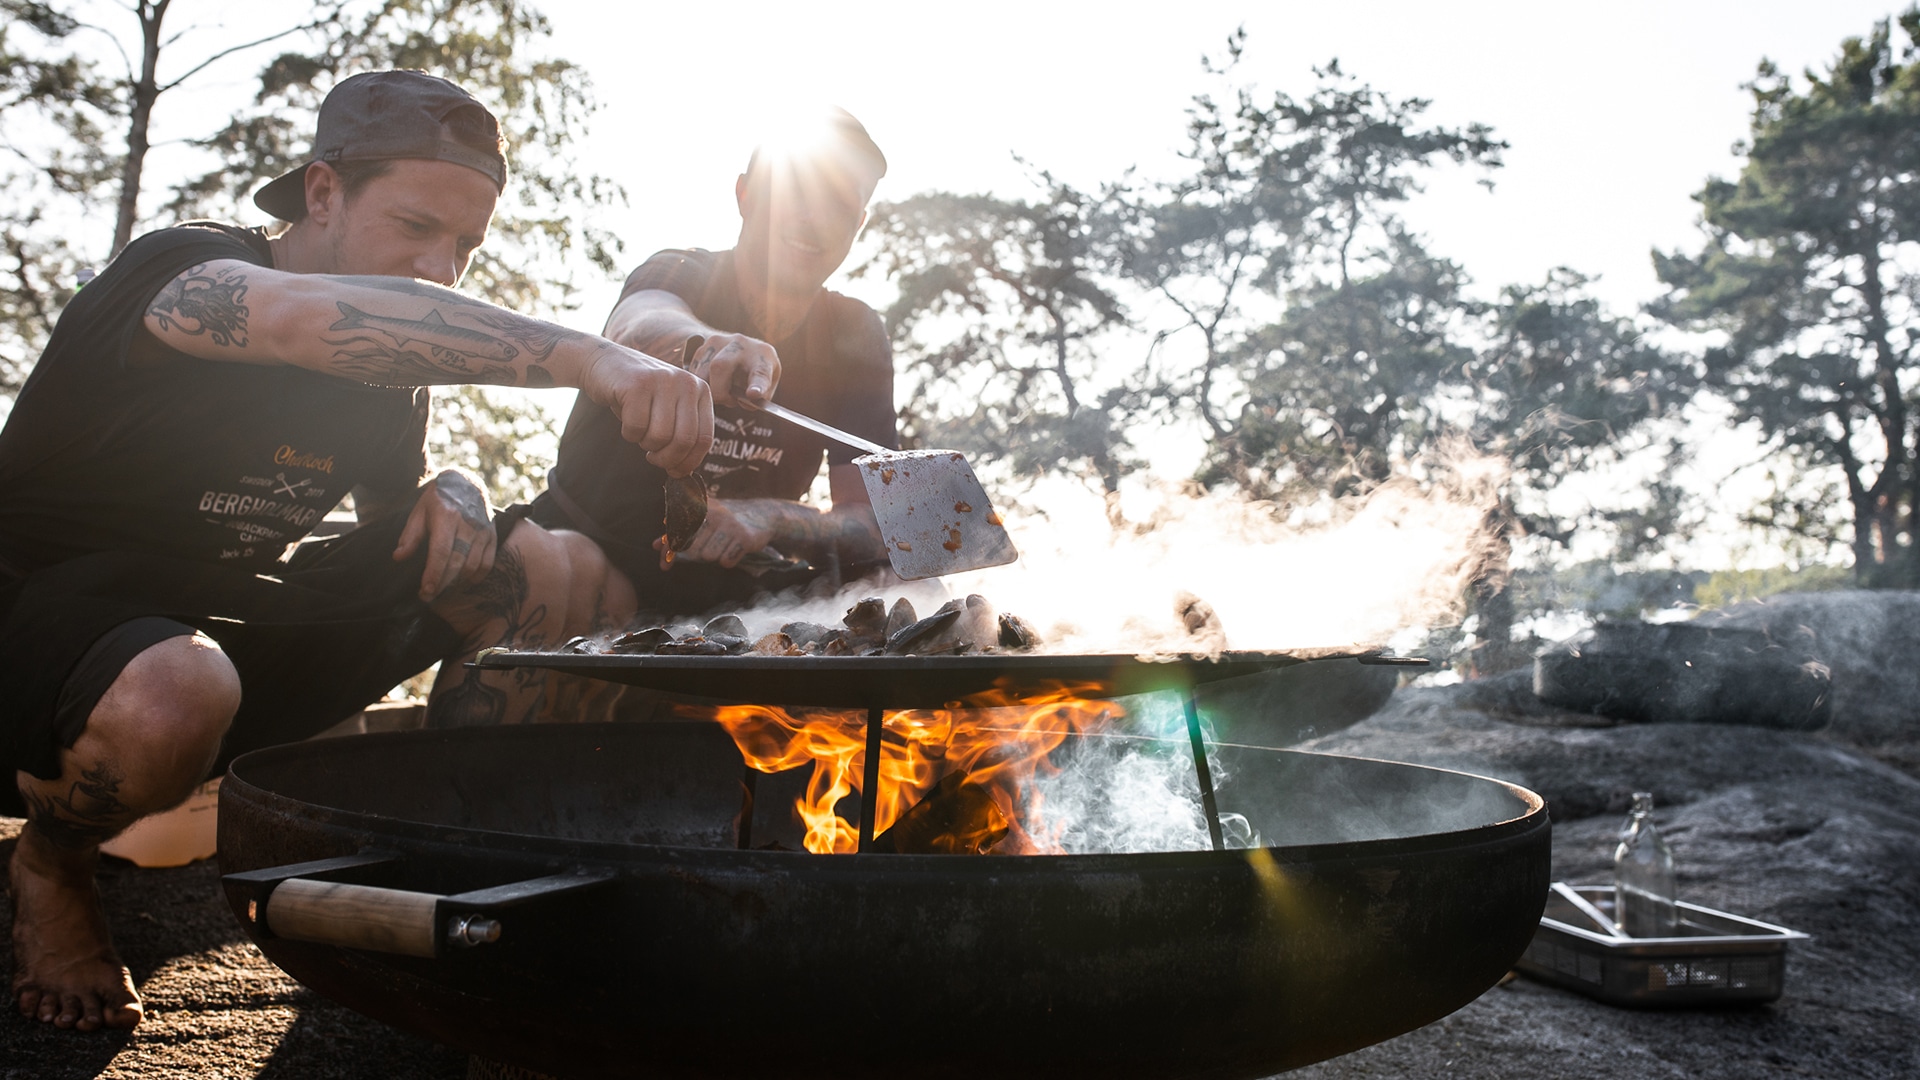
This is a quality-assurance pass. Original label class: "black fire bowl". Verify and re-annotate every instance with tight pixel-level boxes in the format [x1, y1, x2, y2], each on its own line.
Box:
[218, 722, 1549, 1079]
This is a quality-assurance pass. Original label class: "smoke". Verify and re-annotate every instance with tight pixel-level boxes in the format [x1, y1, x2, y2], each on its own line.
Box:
[1029, 726, 1261, 855]
[663, 454, 1510, 855]
[728, 450, 1507, 654]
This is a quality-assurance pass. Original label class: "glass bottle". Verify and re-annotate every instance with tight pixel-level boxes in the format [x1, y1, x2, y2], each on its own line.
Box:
[1613, 791, 1677, 937]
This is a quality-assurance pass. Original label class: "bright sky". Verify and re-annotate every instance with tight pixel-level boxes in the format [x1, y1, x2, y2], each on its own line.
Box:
[130, 0, 1904, 326]
[534, 0, 1909, 328]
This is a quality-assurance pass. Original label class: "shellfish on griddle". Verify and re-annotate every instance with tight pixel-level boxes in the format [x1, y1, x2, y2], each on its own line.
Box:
[661, 473, 710, 565]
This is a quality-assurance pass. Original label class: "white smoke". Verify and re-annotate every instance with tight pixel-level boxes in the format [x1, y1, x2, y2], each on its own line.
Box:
[1029, 727, 1260, 854]
[730, 452, 1506, 655]
[683, 456, 1509, 854]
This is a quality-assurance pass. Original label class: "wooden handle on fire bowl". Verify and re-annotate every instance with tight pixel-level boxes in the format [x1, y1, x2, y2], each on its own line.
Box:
[265, 878, 441, 958]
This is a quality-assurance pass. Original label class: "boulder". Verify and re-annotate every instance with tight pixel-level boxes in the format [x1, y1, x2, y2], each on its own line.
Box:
[1698, 589, 1920, 754]
[1534, 620, 1830, 730]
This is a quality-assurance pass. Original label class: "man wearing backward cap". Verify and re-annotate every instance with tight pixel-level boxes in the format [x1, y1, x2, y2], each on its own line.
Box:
[0, 70, 770, 1031]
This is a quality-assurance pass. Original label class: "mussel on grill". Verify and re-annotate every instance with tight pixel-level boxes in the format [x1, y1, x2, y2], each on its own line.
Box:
[884, 598, 917, 639]
[579, 593, 1044, 658]
[660, 473, 710, 566]
[886, 594, 1000, 656]
[608, 626, 675, 654]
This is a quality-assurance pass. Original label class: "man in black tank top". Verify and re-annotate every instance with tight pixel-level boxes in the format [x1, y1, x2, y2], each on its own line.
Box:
[529, 108, 897, 621]
[0, 72, 770, 1033]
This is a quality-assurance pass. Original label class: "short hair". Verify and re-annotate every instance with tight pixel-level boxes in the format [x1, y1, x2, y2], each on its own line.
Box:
[743, 107, 888, 190]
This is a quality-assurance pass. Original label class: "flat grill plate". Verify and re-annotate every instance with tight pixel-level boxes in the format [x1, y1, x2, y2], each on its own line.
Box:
[471, 649, 1381, 708]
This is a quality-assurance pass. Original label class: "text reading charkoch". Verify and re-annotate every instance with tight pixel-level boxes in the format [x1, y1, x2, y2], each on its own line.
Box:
[272, 445, 336, 473]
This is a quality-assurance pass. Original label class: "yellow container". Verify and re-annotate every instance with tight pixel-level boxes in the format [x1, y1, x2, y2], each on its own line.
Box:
[100, 777, 220, 868]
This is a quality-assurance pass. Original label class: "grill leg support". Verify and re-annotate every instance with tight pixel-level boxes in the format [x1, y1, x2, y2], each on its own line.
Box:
[737, 767, 758, 851]
[1184, 692, 1225, 851]
[858, 705, 884, 852]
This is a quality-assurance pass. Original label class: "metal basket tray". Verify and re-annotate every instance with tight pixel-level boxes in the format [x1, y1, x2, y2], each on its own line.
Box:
[1516, 883, 1808, 1007]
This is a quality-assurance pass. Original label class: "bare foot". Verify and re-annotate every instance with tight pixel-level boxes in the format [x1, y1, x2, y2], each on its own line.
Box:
[8, 824, 142, 1031]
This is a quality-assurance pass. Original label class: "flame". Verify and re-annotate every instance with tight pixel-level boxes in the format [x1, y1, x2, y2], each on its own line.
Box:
[711, 682, 1120, 855]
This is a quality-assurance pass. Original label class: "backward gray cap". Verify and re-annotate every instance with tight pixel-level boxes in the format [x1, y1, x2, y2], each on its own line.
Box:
[253, 70, 507, 221]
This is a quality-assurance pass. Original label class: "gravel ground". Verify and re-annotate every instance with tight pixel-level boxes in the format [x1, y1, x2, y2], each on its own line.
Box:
[0, 815, 467, 1079]
[5, 595, 1918, 1077]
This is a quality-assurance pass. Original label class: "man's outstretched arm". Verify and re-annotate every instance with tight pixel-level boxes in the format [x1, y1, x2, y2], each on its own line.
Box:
[141, 260, 713, 476]
[665, 463, 887, 569]
[603, 288, 779, 407]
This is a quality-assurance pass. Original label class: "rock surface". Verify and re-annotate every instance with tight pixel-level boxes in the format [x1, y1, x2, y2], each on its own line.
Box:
[1534, 621, 1831, 729]
[1286, 671, 1920, 1078]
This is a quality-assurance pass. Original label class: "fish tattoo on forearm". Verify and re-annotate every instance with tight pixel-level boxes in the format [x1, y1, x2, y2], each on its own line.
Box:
[323, 298, 572, 387]
[331, 304, 520, 362]
[327, 275, 584, 383]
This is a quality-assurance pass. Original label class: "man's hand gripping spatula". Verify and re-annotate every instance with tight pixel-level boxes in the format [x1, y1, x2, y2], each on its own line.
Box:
[667, 334, 1017, 580]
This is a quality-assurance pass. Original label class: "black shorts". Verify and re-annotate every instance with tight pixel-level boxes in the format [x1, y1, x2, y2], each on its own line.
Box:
[0, 507, 518, 815]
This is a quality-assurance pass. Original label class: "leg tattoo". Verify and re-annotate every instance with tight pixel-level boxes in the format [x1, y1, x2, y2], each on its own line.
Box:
[18, 765, 133, 849]
[425, 667, 511, 729]
[429, 542, 556, 727]
[464, 545, 550, 651]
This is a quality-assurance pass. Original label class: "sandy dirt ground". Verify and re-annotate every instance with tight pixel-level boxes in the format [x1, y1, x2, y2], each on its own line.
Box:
[0, 814, 468, 1079]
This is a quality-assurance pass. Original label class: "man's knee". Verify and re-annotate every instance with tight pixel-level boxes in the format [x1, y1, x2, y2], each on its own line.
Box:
[432, 520, 631, 647]
[22, 634, 240, 837]
[88, 633, 239, 765]
[554, 529, 633, 632]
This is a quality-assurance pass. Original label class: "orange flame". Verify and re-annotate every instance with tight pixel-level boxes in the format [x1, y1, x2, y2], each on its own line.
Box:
[711, 683, 1121, 854]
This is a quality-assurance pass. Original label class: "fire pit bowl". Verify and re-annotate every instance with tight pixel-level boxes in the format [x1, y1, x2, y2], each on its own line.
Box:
[219, 722, 1548, 1079]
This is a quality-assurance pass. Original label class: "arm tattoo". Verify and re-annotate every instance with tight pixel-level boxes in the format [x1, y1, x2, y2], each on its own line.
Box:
[445, 544, 552, 664]
[325, 276, 587, 387]
[19, 763, 135, 849]
[149, 262, 250, 347]
[325, 301, 522, 385]
[465, 309, 575, 364]
[733, 499, 889, 562]
[323, 333, 519, 386]
[827, 514, 890, 563]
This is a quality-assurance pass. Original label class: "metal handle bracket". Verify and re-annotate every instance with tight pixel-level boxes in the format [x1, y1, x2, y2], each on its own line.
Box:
[225, 857, 618, 959]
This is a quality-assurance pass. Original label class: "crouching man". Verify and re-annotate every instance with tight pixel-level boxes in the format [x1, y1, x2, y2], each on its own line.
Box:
[527, 106, 896, 623]
[0, 71, 769, 1031]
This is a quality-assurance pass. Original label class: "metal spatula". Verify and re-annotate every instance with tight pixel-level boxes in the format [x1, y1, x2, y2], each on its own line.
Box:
[757, 400, 1019, 580]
